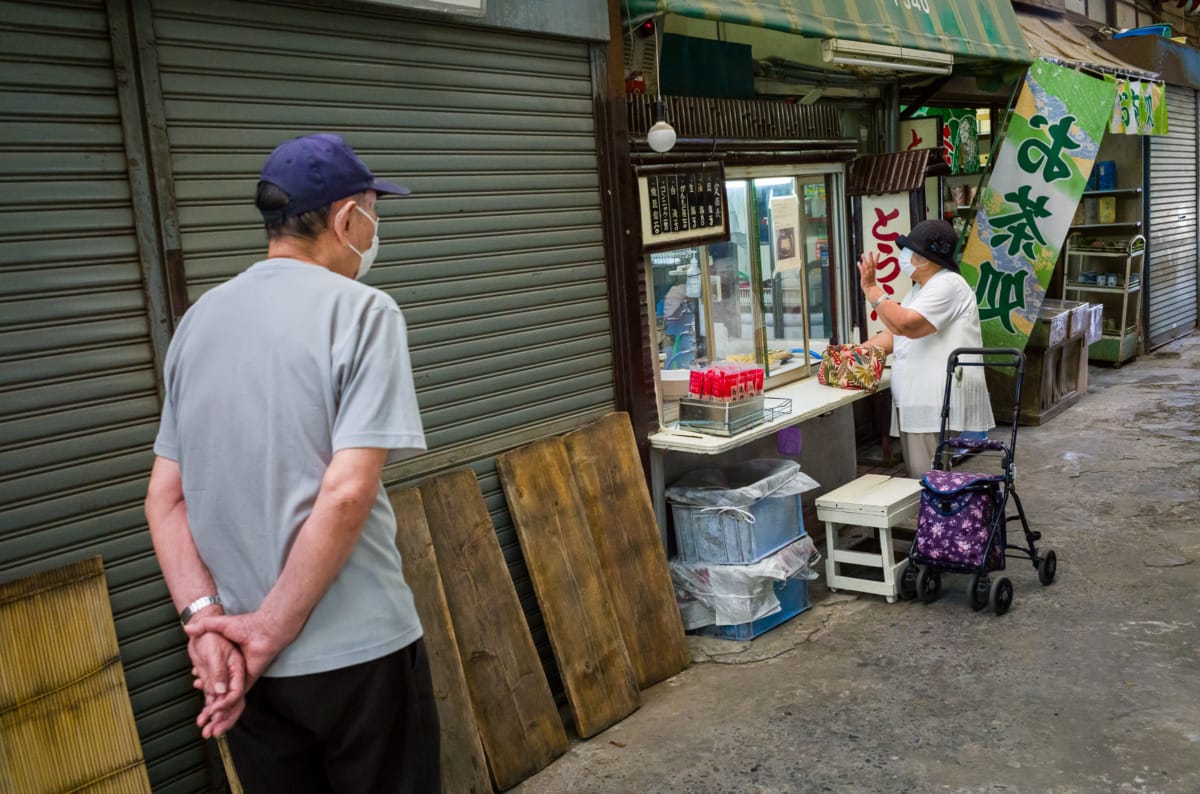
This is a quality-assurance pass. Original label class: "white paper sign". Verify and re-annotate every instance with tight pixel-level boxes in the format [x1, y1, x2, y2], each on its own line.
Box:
[860, 193, 912, 338]
[768, 195, 803, 274]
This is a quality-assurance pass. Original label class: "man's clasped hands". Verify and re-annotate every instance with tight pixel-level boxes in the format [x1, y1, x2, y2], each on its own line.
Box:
[183, 611, 293, 738]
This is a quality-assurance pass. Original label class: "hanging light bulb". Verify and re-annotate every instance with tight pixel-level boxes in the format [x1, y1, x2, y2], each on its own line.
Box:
[646, 98, 677, 153]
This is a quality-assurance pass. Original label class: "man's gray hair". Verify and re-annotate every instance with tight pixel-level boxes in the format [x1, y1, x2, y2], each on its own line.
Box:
[256, 181, 330, 242]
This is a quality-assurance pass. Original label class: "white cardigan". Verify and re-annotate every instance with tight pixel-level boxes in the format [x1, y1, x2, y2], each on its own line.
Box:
[890, 269, 996, 435]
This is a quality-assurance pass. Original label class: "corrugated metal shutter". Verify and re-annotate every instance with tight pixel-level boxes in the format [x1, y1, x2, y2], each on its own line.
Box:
[1148, 85, 1199, 349]
[149, 0, 612, 694]
[0, 1, 208, 791]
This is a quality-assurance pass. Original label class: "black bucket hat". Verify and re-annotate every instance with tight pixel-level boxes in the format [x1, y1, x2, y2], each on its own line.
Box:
[897, 219, 959, 271]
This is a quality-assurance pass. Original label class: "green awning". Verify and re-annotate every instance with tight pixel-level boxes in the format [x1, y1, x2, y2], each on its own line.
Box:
[626, 0, 1034, 66]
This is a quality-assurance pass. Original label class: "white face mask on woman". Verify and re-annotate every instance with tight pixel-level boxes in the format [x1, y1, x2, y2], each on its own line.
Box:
[347, 205, 380, 280]
[898, 247, 916, 278]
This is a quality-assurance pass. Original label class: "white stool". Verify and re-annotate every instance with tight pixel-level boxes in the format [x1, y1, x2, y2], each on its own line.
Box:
[815, 474, 923, 603]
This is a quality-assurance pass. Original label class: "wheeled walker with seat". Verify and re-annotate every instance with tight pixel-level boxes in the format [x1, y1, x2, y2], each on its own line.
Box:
[898, 348, 1058, 615]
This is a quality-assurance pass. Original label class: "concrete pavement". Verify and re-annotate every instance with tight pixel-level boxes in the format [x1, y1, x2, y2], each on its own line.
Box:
[513, 333, 1200, 794]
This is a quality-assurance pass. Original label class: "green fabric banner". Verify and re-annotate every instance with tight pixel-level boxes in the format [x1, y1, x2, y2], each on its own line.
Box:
[960, 59, 1117, 350]
[625, 0, 1033, 65]
[1106, 74, 1169, 136]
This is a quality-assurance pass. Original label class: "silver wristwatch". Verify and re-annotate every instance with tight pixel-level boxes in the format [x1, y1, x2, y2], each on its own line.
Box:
[870, 293, 889, 310]
[179, 594, 222, 627]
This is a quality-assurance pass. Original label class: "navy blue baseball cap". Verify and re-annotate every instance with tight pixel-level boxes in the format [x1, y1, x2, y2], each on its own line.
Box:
[258, 133, 410, 223]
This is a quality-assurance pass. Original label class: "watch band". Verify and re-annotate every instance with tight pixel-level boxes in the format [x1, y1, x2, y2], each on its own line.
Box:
[870, 293, 889, 310]
[179, 594, 222, 627]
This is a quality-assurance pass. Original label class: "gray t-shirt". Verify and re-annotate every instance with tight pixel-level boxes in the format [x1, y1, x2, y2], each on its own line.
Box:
[154, 257, 426, 677]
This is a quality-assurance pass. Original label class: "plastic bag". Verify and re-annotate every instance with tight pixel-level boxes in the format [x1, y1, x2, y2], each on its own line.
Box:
[665, 458, 819, 509]
[675, 589, 716, 631]
[670, 535, 821, 626]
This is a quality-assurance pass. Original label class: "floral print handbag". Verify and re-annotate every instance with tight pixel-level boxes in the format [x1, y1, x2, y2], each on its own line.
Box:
[816, 344, 886, 392]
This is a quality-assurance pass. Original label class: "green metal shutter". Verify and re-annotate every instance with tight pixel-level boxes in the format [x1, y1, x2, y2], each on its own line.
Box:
[149, 0, 612, 694]
[1147, 86, 1199, 349]
[0, 1, 208, 791]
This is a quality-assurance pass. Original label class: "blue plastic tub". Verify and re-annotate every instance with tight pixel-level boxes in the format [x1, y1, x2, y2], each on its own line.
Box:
[695, 576, 811, 641]
[1112, 24, 1170, 40]
[670, 494, 804, 564]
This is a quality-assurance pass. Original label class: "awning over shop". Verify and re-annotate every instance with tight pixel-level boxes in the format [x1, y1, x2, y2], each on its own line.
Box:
[1016, 11, 1159, 82]
[1016, 11, 1168, 135]
[625, 0, 1033, 66]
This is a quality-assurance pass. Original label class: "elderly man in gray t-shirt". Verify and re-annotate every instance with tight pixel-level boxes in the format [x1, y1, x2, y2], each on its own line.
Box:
[144, 133, 439, 793]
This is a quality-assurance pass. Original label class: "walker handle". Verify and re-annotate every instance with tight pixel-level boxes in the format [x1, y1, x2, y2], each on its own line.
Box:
[945, 347, 1025, 377]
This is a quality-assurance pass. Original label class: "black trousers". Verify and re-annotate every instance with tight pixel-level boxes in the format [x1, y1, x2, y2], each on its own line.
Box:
[225, 639, 440, 794]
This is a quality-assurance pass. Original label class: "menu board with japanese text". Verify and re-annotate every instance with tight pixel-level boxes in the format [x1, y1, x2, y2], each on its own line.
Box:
[638, 164, 730, 251]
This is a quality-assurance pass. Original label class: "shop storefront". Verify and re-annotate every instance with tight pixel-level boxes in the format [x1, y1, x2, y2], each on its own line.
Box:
[885, 8, 1173, 423]
[0, 0, 612, 788]
[617, 1, 1034, 541]
[1101, 34, 1200, 349]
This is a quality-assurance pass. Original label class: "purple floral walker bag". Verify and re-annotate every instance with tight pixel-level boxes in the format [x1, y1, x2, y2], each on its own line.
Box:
[914, 470, 1005, 571]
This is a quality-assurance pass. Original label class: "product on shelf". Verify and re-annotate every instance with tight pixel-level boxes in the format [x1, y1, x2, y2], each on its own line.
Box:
[687, 362, 765, 401]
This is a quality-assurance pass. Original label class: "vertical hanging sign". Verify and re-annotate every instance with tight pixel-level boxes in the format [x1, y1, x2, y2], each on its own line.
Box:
[860, 193, 912, 338]
[960, 59, 1117, 350]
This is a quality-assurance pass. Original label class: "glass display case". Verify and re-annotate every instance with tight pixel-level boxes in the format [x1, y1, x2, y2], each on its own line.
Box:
[650, 165, 848, 410]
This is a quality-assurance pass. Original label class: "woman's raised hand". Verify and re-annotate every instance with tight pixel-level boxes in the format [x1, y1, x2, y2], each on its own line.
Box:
[857, 251, 880, 292]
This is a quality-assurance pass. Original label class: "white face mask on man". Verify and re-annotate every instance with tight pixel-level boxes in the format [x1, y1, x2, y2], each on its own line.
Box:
[347, 205, 380, 280]
[897, 247, 916, 278]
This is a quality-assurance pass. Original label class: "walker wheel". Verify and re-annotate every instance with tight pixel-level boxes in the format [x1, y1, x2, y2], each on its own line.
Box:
[1037, 550, 1058, 586]
[899, 564, 918, 601]
[989, 577, 1013, 616]
[917, 568, 942, 604]
[966, 573, 988, 611]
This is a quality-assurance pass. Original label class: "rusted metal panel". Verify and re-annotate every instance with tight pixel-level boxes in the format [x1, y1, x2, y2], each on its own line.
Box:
[846, 149, 930, 197]
[627, 94, 844, 142]
[1017, 9, 1157, 79]
[1100, 36, 1200, 90]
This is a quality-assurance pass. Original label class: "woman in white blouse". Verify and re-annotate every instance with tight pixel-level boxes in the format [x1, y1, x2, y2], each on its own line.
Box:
[857, 219, 995, 479]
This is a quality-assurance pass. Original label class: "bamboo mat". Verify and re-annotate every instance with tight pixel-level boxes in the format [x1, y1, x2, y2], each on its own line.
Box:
[0, 556, 151, 794]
